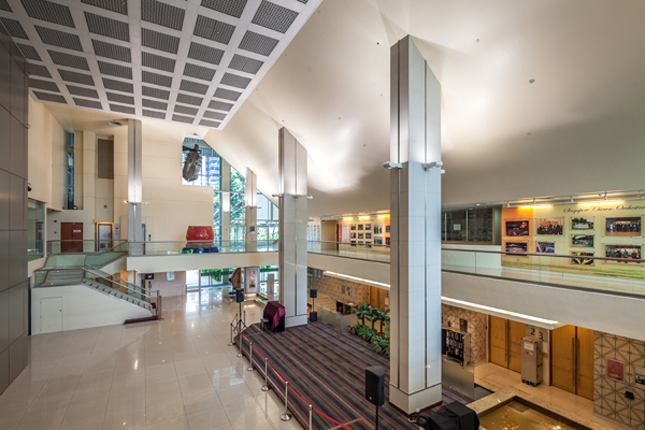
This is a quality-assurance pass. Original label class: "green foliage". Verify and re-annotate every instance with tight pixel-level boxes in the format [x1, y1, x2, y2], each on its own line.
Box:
[345, 324, 358, 333]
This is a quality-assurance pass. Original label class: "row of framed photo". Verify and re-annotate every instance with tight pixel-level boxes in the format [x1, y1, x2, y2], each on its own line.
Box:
[349, 237, 390, 246]
[349, 224, 388, 234]
[506, 216, 643, 237]
[506, 242, 642, 264]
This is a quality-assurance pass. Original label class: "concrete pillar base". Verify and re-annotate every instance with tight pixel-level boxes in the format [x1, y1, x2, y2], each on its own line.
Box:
[389, 383, 442, 415]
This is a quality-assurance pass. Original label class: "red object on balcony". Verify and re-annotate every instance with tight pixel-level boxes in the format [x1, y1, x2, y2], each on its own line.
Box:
[186, 226, 214, 245]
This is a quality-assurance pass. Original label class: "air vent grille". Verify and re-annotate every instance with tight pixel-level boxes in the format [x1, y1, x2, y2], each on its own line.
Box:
[27, 63, 51, 78]
[29, 78, 59, 92]
[183, 63, 216, 81]
[85, 12, 130, 42]
[142, 85, 170, 100]
[252, 1, 298, 34]
[228, 54, 263, 74]
[97, 139, 114, 179]
[107, 92, 134, 104]
[194, 15, 235, 44]
[142, 99, 167, 110]
[214, 87, 241, 101]
[174, 105, 198, 116]
[1, 18, 28, 39]
[17, 44, 40, 61]
[33, 90, 66, 103]
[103, 77, 133, 93]
[92, 39, 132, 62]
[176, 93, 203, 106]
[220, 72, 251, 89]
[142, 70, 172, 87]
[110, 103, 135, 114]
[141, 28, 180, 54]
[142, 51, 176, 72]
[143, 109, 165, 119]
[48, 50, 90, 70]
[142, 0, 185, 31]
[58, 69, 95, 85]
[180, 79, 209, 95]
[238, 30, 278, 56]
[203, 110, 225, 120]
[35, 26, 83, 51]
[21, 0, 75, 28]
[208, 100, 233, 111]
[200, 0, 246, 18]
[81, 0, 128, 15]
[187, 42, 224, 65]
[199, 119, 221, 128]
[98, 60, 133, 79]
[172, 114, 194, 124]
[0, 0, 11, 12]
[66, 84, 99, 98]
[74, 97, 102, 108]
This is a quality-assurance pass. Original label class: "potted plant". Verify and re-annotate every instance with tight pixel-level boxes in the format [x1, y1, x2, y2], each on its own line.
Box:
[379, 309, 390, 334]
[345, 324, 358, 335]
[365, 308, 380, 331]
[371, 334, 383, 352]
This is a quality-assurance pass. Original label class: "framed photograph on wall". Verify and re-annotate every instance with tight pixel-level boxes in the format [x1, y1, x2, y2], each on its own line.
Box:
[350, 232, 356, 239]
[571, 251, 594, 265]
[607, 359, 625, 382]
[351, 224, 356, 231]
[536, 241, 555, 253]
[572, 217, 594, 230]
[365, 233, 372, 239]
[536, 218, 564, 236]
[634, 366, 645, 389]
[358, 233, 364, 239]
[386, 225, 390, 233]
[605, 244, 642, 264]
[358, 224, 364, 231]
[505, 220, 530, 237]
[606, 217, 642, 236]
[166, 272, 175, 281]
[374, 238, 383, 245]
[350, 240, 356, 247]
[505, 242, 528, 254]
[374, 225, 382, 234]
[365, 224, 372, 231]
[571, 234, 594, 248]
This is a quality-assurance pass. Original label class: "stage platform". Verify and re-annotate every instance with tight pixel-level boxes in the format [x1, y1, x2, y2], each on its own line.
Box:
[234, 321, 470, 430]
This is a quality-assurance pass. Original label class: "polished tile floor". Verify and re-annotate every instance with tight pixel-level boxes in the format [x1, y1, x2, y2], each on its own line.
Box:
[0, 288, 304, 430]
[475, 362, 632, 430]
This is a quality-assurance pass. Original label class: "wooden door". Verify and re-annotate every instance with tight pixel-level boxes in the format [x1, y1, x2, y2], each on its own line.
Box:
[576, 327, 595, 400]
[508, 321, 526, 373]
[552, 325, 576, 393]
[61, 222, 83, 252]
[489, 316, 508, 367]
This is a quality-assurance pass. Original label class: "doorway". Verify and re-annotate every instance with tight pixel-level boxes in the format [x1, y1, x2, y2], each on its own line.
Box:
[61, 222, 83, 252]
[551, 325, 594, 400]
[96, 222, 113, 251]
[488, 316, 526, 372]
[41, 297, 63, 333]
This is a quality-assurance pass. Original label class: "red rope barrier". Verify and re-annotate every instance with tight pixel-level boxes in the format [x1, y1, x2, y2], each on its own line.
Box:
[272, 368, 285, 384]
[288, 384, 308, 405]
[313, 408, 354, 430]
[252, 344, 266, 361]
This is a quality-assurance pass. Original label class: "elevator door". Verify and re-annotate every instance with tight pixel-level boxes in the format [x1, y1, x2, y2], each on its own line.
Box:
[576, 327, 595, 400]
[508, 321, 526, 373]
[489, 316, 508, 367]
[552, 325, 576, 393]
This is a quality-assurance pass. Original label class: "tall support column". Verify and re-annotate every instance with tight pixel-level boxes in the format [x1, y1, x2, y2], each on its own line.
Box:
[245, 168, 258, 251]
[278, 128, 308, 328]
[221, 160, 231, 242]
[389, 36, 443, 414]
[127, 119, 143, 243]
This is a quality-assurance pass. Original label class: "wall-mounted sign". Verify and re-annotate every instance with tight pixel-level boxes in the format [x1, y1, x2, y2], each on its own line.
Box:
[453, 224, 461, 231]
[145, 274, 154, 280]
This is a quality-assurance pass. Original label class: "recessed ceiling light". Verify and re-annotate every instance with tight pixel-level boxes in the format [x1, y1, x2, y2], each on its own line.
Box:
[108, 121, 123, 126]
[529, 79, 535, 84]
[527, 132, 531, 135]
[476, 39, 480, 43]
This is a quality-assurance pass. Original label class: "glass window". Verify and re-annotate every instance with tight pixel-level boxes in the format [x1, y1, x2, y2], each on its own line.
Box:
[65, 132, 75, 209]
[230, 167, 246, 242]
[28, 199, 45, 260]
[257, 191, 279, 241]
[182, 139, 221, 188]
[442, 207, 494, 243]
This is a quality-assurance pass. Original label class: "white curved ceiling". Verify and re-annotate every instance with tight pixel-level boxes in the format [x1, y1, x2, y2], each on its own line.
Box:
[206, 0, 645, 217]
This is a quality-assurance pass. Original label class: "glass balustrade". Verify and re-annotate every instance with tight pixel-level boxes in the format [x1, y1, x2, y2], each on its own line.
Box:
[128, 240, 279, 256]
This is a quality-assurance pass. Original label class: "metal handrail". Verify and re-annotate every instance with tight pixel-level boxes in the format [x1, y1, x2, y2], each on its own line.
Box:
[83, 266, 152, 301]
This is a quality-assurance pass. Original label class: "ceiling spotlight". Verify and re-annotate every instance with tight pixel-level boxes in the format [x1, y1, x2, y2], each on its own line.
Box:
[604, 192, 608, 201]
[506, 201, 510, 208]
[529, 79, 535, 84]
[570, 196, 574, 203]
[108, 121, 123, 126]
[527, 132, 532, 135]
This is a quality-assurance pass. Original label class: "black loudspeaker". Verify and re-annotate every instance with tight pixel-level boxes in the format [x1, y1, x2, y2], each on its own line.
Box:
[310, 289, 317, 299]
[235, 289, 244, 303]
[365, 366, 386, 406]
[309, 311, 317, 322]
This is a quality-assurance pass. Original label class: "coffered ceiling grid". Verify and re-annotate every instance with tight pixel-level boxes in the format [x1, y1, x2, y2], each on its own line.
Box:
[0, 0, 321, 129]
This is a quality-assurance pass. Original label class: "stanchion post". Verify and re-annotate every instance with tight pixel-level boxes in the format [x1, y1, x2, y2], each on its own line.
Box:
[261, 358, 270, 391]
[309, 405, 313, 430]
[227, 324, 233, 346]
[237, 333, 243, 357]
[247, 342, 254, 371]
[280, 382, 292, 421]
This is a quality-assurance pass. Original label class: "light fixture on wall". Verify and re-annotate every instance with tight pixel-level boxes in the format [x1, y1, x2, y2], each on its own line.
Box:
[382, 161, 403, 170]
[108, 120, 123, 126]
